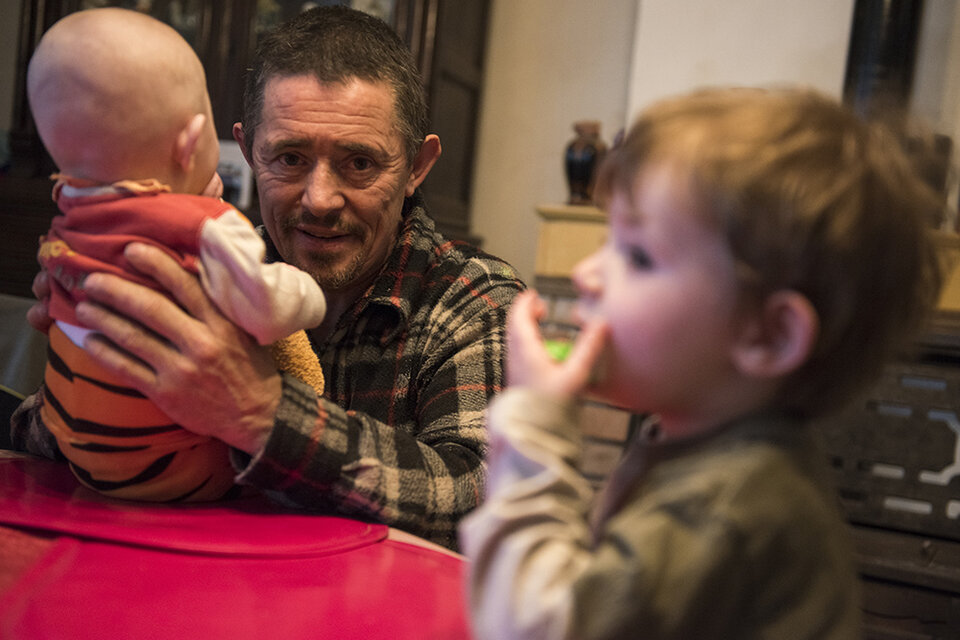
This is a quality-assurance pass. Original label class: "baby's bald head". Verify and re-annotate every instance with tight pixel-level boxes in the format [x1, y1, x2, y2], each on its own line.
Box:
[28, 8, 218, 190]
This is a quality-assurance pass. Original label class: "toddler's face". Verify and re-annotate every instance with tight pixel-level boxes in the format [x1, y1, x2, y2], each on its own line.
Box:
[571, 166, 746, 438]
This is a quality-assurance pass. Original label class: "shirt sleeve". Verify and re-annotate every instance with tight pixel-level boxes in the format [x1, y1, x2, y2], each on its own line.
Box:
[8, 387, 64, 461]
[198, 209, 326, 345]
[458, 388, 595, 639]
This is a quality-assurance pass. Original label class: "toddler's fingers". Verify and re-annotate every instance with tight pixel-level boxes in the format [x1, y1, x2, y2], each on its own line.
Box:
[564, 318, 609, 377]
[507, 290, 546, 344]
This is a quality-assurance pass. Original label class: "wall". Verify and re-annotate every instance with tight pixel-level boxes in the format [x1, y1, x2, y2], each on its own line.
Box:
[913, 1, 960, 134]
[471, 0, 855, 282]
[469, 0, 637, 282]
[630, 0, 960, 221]
[472, 0, 960, 281]
[912, 0, 960, 214]
[627, 0, 854, 116]
[1, 0, 22, 168]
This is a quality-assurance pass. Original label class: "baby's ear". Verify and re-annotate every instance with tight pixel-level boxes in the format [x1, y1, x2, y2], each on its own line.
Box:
[731, 290, 818, 379]
[174, 113, 207, 171]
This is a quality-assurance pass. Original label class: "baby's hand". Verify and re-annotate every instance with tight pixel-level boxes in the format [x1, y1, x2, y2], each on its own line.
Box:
[506, 290, 608, 397]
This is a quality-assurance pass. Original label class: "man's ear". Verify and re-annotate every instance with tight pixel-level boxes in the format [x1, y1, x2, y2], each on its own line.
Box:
[404, 134, 442, 197]
[175, 113, 207, 172]
[731, 290, 819, 379]
[232, 122, 254, 166]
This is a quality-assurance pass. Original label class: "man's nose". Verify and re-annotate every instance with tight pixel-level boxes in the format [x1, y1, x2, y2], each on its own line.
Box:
[301, 163, 346, 213]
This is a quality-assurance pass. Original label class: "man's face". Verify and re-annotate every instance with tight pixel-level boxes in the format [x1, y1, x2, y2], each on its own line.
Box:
[239, 75, 417, 296]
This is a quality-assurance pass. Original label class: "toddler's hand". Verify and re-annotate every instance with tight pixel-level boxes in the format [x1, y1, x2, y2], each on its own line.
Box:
[506, 290, 608, 397]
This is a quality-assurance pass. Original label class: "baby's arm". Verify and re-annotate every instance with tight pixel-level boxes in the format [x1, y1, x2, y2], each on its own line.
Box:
[197, 208, 326, 345]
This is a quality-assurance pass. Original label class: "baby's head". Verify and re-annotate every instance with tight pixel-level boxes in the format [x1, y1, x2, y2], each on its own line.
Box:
[592, 87, 942, 418]
[27, 8, 219, 194]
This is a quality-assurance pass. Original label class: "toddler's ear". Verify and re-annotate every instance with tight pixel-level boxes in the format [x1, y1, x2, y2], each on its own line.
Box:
[731, 290, 818, 379]
[174, 113, 207, 172]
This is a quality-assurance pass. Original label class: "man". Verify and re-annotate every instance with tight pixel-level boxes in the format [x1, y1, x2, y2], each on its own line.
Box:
[12, 6, 524, 549]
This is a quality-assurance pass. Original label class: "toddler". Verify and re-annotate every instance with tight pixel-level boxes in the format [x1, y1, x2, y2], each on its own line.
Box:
[25, 8, 327, 501]
[461, 87, 943, 639]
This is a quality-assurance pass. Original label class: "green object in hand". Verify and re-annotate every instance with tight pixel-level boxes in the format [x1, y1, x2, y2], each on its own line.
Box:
[544, 339, 574, 362]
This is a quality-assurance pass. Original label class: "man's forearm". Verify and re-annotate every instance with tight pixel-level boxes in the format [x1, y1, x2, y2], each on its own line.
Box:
[235, 374, 486, 549]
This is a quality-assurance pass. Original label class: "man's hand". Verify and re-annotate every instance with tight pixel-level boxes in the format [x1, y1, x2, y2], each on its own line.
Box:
[74, 243, 282, 454]
[26, 270, 53, 334]
[505, 290, 608, 398]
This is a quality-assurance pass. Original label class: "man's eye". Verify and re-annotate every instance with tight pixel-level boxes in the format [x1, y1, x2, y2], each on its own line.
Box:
[628, 247, 653, 269]
[277, 153, 302, 167]
[349, 156, 374, 172]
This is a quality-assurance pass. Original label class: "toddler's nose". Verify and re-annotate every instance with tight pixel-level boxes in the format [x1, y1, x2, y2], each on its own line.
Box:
[571, 250, 603, 300]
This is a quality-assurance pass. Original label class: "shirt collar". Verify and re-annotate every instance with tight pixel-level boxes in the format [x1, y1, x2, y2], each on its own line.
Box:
[51, 173, 171, 201]
[356, 193, 433, 342]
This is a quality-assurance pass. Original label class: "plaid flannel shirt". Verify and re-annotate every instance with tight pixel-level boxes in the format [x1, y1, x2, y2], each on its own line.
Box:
[238, 194, 524, 547]
[12, 193, 524, 549]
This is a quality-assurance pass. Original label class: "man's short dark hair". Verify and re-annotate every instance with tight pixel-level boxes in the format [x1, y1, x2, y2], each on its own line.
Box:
[241, 5, 428, 164]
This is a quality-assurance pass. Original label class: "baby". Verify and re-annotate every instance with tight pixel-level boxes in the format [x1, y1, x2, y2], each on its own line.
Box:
[25, 8, 327, 502]
[461, 87, 943, 638]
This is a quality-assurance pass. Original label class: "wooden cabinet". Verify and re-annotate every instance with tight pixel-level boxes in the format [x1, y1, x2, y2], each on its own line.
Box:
[1, 0, 488, 296]
[534, 204, 606, 279]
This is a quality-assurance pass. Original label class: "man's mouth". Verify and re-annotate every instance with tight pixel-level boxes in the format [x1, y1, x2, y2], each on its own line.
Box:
[294, 226, 358, 254]
[300, 228, 349, 240]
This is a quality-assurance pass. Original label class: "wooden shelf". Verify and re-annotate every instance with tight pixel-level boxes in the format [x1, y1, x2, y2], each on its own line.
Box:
[534, 203, 607, 279]
[536, 203, 606, 223]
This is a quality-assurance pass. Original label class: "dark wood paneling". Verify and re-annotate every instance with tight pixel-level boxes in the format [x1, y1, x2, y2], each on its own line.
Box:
[419, 0, 489, 244]
[0, 177, 57, 298]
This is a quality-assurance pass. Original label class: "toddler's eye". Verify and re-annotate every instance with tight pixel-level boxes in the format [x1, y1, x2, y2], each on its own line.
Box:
[628, 247, 653, 269]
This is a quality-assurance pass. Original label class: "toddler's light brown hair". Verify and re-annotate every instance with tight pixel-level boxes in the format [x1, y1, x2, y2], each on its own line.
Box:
[596, 87, 944, 417]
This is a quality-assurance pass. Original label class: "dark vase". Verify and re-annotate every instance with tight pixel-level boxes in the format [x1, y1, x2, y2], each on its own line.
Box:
[564, 121, 607, 205]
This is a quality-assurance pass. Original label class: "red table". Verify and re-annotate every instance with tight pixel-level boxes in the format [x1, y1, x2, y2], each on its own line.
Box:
[0, 452, 472, 639]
